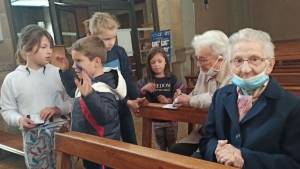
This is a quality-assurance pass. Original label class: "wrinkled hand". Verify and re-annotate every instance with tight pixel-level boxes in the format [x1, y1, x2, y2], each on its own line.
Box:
[142, 82, 156, 93]
[127, 97, 146, 116]
[176, 94, 191, 107]
[215, 140, 244, 168]
[157, 95, 169, 104]
[40, 107, 61, 121]
[55, 55, 69, 72]
[174, 89, 182, 99]
[75, 71, 93, 97]
[19, 117, 36, 130]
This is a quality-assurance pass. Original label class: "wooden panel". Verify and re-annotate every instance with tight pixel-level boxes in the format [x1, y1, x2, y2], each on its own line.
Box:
[0, 131, 24, 156]
[56, 151, 71, 169]
[271, 73, 300, 86]
[55, 131, 235, 169]
[273, 40, 300, 67]
[282, 86, 300, 96]
[142, 118, 152, 147]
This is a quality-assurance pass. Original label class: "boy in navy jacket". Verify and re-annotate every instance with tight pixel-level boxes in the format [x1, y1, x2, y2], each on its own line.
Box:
[56, 36, 126, 169]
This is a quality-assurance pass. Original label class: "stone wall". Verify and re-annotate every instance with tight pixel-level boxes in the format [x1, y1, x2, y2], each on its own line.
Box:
[0, 0, 19, 159]
[0, 0, 19, 132]
[156, 0, 195, 88]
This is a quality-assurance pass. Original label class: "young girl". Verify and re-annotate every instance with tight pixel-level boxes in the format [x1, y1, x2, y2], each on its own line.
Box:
[0, 24, 73, 169]
[89, 12, 144, 145]
[137, 46, 183, 151]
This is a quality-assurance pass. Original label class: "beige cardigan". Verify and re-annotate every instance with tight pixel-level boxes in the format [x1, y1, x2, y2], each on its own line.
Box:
[177, 60, 233, 144]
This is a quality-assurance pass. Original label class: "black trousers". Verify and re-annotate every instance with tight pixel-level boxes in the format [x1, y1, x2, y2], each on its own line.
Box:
[169, 143, 199, 157]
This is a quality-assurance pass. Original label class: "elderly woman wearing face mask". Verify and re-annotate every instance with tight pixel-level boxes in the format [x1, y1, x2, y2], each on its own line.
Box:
[169, 30, 233, 157]
[200, 28, 300, 169]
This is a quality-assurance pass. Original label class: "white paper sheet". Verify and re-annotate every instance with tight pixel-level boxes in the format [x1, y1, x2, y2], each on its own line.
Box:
[162, 104, 182, 109]
[29, 114, 44, 124]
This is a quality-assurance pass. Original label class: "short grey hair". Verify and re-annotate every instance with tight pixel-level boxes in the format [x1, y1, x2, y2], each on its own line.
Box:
[191, 30, 229, 58]
[228, 28, 275, 61]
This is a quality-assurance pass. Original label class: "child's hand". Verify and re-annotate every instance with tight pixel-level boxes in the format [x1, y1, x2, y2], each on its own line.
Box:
[19, 117, 36, 130]
[127, 97, 146, 115]
[75, 71, 93, 97]
[142, 82, 156, 93]
[157, 95, 169, 104]
[55, 55, 69, 72]
[40, 107, 61, 121]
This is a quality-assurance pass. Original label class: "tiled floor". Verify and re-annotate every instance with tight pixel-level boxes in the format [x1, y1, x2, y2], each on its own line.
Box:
[0, 114, 189, 169]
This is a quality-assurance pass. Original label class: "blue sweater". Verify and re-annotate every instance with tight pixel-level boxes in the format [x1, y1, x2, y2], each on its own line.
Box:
[105, 45, 140, 108]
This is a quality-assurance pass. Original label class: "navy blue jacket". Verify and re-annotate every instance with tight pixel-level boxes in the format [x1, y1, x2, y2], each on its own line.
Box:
[105, 45, 140, 108]
[200, 76, 300, 169]
[60, 69, 120, 140]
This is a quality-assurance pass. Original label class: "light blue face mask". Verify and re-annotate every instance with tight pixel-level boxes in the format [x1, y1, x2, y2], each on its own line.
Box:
[231, 70, 269, 90]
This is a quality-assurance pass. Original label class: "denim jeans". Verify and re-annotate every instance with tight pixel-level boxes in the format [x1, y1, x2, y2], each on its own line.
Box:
[119, 106, 138, 145]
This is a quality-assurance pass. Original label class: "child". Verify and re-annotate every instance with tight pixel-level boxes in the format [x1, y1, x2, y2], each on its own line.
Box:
[83, 19, 91, 36]
[56, 36, 126, 169]
[0, 24, 73, 169]
[89, 12, 144, 145]
[137, 46, 183, 151]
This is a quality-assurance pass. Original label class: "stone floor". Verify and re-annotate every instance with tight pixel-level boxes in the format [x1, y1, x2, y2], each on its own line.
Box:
[0, 114, 189, 169]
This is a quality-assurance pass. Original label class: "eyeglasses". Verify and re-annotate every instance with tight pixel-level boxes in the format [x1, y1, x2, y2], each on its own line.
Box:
[193, 55, 214, 65]
[230, 56, 267, 67]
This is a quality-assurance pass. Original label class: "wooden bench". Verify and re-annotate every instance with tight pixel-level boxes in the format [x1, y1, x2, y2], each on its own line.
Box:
[0, 130, 24, 156]
[139, 103, 208, 148]
[270, 72, 300, 86]
[273, 39, 300, 73]
[282, 86, 300, 96]
[55, 131, 235, 169]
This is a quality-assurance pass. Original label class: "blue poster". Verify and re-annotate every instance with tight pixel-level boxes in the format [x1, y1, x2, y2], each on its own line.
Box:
[151, 29, 171, 61]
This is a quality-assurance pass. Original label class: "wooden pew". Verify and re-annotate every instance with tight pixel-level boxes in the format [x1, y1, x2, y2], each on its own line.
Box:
[273, 39, 300, 73]
[282, 86, 300, 96]
[0, 130, 24, 156]
[139, 103, 208, 148]
[270, 72, 300, 86]
[55, 131, 235, 169]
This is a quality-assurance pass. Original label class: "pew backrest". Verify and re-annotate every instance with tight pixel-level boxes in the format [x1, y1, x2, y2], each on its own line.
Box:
[55, 131, 236, 169]
[273, 39, 300, 72]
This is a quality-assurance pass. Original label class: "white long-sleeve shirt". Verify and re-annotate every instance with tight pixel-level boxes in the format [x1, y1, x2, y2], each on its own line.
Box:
[0, 64, 73, 127]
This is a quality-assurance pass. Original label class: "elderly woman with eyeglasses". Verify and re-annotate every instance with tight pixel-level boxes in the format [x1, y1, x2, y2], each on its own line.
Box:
[169, 30, 233, 157]
[200, 28, 300, 169]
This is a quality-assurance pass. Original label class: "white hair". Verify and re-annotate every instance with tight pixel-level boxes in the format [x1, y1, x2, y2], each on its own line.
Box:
[191, 30, 229, 59]
[228, 28, 275, 62]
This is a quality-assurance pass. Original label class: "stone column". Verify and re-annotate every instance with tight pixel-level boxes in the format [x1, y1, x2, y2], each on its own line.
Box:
[0, 0, 19, 159]
[156, 0, 195, 88]
[145, 0, 153, 23]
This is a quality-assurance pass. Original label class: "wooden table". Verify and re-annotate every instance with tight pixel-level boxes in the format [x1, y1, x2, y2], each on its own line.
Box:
[139, 103, 208, 147]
